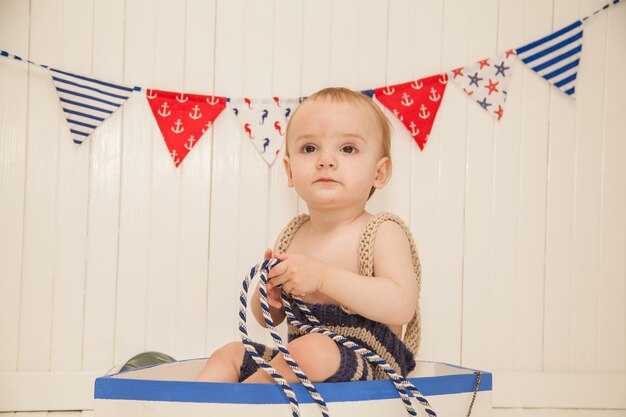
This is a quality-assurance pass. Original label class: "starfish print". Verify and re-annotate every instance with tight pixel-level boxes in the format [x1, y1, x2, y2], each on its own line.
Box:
[468, 72, 483, 87]
[505, 49, 516, 58]
[484, 79, 500, 95]
[494, 105, 504, 120]
[479, 59, 490, 69]
[452, 67, 464, 78]
[494, 61, 510, 77]
[477, 97, 492, 110]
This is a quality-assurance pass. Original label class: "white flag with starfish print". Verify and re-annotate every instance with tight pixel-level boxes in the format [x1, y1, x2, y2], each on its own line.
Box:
[450, 50, 516, 121]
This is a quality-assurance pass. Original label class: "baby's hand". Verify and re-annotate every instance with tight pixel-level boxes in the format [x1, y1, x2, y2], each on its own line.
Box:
[263, 248, 284, 309]
[267, 253, 326, 297]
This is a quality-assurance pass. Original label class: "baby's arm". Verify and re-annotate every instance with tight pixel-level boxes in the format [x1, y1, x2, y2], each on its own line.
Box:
[269, 221, 418, 326]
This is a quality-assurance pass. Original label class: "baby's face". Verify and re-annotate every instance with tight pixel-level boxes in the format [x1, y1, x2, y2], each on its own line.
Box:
[283, 99, 388, 209]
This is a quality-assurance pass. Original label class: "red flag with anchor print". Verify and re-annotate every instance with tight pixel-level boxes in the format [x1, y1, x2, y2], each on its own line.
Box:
[374, 73, 448, 150]
[146, 89, 227, 167]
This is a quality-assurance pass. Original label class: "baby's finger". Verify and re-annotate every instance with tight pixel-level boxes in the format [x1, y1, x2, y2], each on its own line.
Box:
[264, 248, 272, 259]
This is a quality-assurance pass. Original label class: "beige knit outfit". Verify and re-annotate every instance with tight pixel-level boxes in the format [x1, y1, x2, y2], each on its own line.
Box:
[276, 212, 422, 377]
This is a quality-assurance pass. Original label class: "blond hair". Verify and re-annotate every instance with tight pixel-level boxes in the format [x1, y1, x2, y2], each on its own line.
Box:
[285, 87, 393, 198]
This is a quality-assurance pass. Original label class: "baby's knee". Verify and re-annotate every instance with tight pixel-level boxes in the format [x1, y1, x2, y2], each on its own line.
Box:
[287, 334, 340, 380]
[211, 341, 245, 361]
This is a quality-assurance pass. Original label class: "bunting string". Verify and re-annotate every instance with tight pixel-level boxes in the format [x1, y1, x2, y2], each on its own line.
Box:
[0, 0, 621, 167]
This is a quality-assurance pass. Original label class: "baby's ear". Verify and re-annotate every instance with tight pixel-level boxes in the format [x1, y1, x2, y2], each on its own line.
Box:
[374, 156, 391, 189]
[283, 156, 294, 187]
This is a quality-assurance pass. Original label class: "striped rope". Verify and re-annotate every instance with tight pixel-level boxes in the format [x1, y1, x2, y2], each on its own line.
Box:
[284, 296, 437, 417]
[238, 259, 330, 417]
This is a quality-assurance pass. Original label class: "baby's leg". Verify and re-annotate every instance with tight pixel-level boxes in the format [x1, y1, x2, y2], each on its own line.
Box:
[195, 341, 245, 382]
[243, 333, 341, 384]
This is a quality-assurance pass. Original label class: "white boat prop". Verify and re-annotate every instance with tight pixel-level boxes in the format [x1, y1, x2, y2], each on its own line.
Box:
[94, 260, 492, 416]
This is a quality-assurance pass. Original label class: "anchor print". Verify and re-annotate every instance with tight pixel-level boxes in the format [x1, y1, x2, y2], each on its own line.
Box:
[418, 104, 430, 119]
[438, 74, 448, 84]
[206, 95, 220, 105]
[189, 105, 202, 120]
[171, 119, 184, 134]
[409, 121, 419, 137]
[393, 109, 404, 122]
[146, 89, 158, 99]
[382, 86, 395, 96]
[202, 121, 212, 134]
[401, 92, 414, 107]
[171, 149, 180, 166]
[411, 80, 423, 90]
[184, 135, 196, 151]
[158, 102, 171, 117]
[259, 109, 269, 125]
[244, 123, 254, 138]
[429, 87, 441, 102]
[176, 93, 188, 103]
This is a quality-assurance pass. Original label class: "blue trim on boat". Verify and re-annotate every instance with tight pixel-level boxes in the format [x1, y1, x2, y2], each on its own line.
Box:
[94, 362, 491, 405]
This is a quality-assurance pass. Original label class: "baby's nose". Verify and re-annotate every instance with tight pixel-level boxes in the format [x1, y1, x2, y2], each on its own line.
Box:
[316, 154, 336, 168]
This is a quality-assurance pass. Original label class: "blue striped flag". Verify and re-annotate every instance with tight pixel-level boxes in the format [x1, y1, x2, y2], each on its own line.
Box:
[50, 68, 140, 144]
[515, 20, 583, 98]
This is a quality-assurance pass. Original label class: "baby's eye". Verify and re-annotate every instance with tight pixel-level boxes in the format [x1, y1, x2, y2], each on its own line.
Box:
[302, 144, 317, 153]
[340, 145, 358, 154]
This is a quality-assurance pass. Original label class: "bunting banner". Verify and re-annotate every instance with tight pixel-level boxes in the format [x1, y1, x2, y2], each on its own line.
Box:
[450, 50, 516, 120]
[515, 20, 583, 98]
[374, 74, 449, 150]
[229, 97, 299, 165]
[50, 68, 140, 144]
[0, 0, 621, 162]
[146, 89, 227, 167]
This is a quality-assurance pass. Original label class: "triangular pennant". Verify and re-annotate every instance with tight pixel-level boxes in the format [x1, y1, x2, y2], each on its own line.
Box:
[515, 20, 583, 98]
[450, 50, 516, 120]
[229, 97, 299, 165]
[50, 68, 139, 144]
[146, 89, 226, 167]
[374, 73, 448, 150]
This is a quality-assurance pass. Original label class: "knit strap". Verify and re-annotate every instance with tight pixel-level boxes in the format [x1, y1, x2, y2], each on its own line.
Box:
[357, 213, 422, 357]
[276, 214, 310, 254]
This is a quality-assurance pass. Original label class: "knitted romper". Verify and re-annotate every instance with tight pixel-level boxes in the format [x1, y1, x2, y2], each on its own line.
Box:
[239, 213, 422, 383]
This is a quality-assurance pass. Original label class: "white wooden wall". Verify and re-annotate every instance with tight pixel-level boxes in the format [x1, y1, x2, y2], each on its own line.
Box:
[0, 0, 625, 416]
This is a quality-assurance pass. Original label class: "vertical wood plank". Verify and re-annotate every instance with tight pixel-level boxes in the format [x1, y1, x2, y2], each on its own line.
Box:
[82, 0, 125, 372]
[598, 1, 626, 373]
[17, 0, 63, 372]
[144, 0, 186, 356]
[368, 0, 412, 220]
[268, 0, 302, 251]
[174, 0, 216, 360]
[49, 0, 93, 373]
[511, 0, 553, 372]
[410, 0, 463, 364]
[569, 0, 607, 372]
[206, 0, 246, 353]
[236, 0, 274, 345]
[421, 0, 471, 364]
[328, 0, 360, 87]
[0, 0, 29, 372]
[543, 0, 581, 372]
[114, 0, 156, 364]
[461, 0, 499, 371]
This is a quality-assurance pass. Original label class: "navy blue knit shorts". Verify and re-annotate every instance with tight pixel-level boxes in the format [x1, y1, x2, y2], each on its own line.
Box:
[238, 340, 375, 383]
